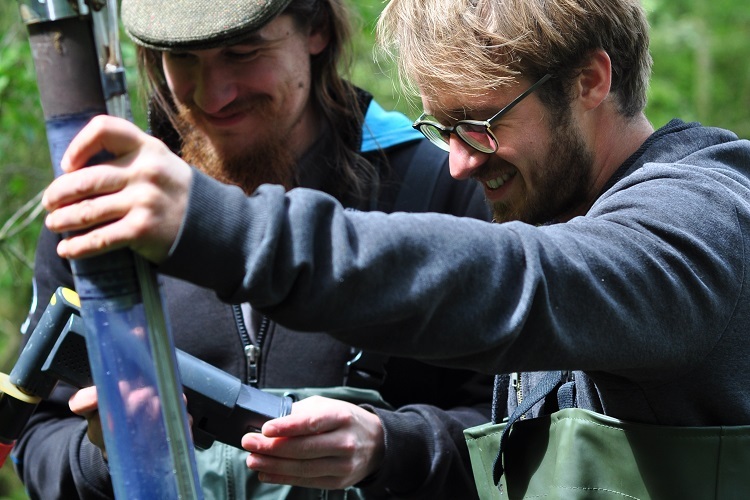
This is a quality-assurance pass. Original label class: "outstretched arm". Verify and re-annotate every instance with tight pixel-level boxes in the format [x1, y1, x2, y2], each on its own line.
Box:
[44, 115, 740, 377]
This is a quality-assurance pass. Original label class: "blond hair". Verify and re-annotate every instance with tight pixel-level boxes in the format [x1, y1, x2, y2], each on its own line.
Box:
[377, 0, 652, 117]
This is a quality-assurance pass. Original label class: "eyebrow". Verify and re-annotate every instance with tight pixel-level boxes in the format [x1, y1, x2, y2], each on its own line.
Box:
[427, 106, 494, 123]
[234, 32, 265, 44]
[233, 28, 293, 47]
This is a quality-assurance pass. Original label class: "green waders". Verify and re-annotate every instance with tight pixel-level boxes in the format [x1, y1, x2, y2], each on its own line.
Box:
[464, 407, 750, 499]
[195, 386, 392, 500]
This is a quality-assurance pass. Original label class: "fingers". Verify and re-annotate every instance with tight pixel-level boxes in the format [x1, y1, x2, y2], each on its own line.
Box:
[43, 115, 193, 262]
[69, 386, 99, 415]
[244, 430, 376, 489]
[43, 165, 140, 259]
[44, 171, 136, 259]
[42, 164, 129, 213]
[53, 222, 133, 260]
[60, 115, 146, 173]
[247, 455, 354, 490]
[259, 396, 348, 438]
[69, 386, 107, 459]
[240, 396, 385, 489]
[243, 426, 353, 460]
[123, 385, 162, 420]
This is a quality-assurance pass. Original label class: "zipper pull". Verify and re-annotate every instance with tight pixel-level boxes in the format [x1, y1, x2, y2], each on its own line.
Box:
[511, 372, 519, 390]
[510, 372, 524, 417]
[245, 344, 260, 385]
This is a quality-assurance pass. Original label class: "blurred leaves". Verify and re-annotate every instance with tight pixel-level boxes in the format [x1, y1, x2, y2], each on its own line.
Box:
[0, 2, 47, 369]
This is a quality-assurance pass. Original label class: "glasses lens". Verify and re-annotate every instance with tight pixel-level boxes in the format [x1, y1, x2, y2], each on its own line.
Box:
[418, 124, 451, 151]
[456, 123, 497, 153]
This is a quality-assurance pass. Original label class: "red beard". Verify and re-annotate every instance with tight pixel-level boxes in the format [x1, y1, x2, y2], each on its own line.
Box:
[174, 103, 298, 195]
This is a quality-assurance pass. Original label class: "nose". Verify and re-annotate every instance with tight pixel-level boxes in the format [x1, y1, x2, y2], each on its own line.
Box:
[448, 135, 491, 180]
[193, 63, 238, 114]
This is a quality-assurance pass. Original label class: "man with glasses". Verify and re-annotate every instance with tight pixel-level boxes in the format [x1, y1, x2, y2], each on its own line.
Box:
[39, 0, 750, 496]
[412, 74, 553, 154]
[14, 1, 494, 499]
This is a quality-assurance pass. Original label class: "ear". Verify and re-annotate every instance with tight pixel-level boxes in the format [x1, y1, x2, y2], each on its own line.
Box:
[575, 49, 612, 110]
[308, 24, 330, 56]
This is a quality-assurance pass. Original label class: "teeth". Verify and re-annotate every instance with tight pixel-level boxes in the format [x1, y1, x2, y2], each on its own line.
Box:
[485, 172, 514, 190]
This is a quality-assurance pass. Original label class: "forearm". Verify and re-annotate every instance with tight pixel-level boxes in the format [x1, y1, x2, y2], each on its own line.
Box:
[161, 169, 742, 376]
[359, 404, 487, 498]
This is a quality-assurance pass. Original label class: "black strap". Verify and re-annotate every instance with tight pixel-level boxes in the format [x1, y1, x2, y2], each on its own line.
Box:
[345, 140, 446, 389]
[492, 371, 568, 485]
[557, 376, 577, 410]
[491, 374, 510, 424]
[344, 348, 389, 390]
[393, 139, 446, 212]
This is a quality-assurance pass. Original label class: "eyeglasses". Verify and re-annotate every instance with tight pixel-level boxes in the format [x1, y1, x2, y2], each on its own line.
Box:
[412, 73, 552, 154]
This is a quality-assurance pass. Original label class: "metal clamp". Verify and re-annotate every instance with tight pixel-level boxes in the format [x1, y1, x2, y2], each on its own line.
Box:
[18, 0, 90, 24]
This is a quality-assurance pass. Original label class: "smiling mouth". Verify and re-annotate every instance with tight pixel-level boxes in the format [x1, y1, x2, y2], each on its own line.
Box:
[485, 171, 516, 190]
[203, 111, 246, 127]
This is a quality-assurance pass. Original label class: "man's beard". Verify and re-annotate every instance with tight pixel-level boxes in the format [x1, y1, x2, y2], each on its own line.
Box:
[175, 104, 298, 195]
[491, 119, 594, 225]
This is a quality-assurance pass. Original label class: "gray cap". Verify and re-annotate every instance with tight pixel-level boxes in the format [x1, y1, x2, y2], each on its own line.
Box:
[121, 0, 294, 50]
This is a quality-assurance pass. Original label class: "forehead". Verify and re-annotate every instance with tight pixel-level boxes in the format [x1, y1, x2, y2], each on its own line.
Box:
[420, 85, 517, 118]
[236, 15, 300, 45]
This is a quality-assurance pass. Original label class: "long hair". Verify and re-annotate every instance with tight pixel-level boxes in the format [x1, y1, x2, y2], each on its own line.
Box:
[136, 0, 377, 202]
[377, 0, 652, 119]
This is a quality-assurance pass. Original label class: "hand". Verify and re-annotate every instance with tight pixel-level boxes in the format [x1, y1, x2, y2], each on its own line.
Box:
[68, 384, 160, 460]
[69, 386, 107, 459]
[42, 115, 193, 263]
[241, 396, 385, 490]
[68, 384, 193, 461]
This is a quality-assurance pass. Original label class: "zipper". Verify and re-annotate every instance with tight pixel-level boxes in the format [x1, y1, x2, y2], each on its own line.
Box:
[232, 304, 270, 386]
[232, 308, 328, 500]
[244, 344, 260, 385]
[510, 372, 525, 420]
[223, 442, 236, 500]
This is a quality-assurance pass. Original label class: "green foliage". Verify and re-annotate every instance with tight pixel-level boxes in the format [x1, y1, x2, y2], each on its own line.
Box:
[348, 0, 419, 117]
[645, 0, 750, 135]
[0, 4, 46, 364]
[0, 4, 49, 496]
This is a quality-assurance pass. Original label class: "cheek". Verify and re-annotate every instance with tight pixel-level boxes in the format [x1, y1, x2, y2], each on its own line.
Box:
[162, 64, 192, 104]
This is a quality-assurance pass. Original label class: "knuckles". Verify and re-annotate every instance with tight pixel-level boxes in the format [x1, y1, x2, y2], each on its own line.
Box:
[76, 198, 102, 227]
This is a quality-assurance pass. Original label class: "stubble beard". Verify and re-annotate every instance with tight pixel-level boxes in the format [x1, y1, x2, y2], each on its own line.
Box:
[174, 103, 298, 195]
[491, 119, 594, 225]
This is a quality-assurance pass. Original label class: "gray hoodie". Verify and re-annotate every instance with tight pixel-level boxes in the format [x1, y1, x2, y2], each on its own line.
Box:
[163, 119, 750, 427]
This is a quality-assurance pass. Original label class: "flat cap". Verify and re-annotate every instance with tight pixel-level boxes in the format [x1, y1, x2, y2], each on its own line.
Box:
[121, 0, 294, 50]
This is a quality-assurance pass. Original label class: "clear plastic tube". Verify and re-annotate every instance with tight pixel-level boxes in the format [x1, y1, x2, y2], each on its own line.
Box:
[22, 1, 203, 495]
[79, 289, 184, 497]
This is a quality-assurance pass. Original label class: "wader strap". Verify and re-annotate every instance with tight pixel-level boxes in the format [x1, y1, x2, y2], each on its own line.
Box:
[557, 376, 576, 410]
[346, 140, 447, 390]
[491, 374, 510, 425]
[492, 371, 567, 485]
[393, 139, 446, 212]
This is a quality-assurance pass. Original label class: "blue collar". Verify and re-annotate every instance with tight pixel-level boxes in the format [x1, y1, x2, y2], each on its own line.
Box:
[360, 100, 423, 153]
